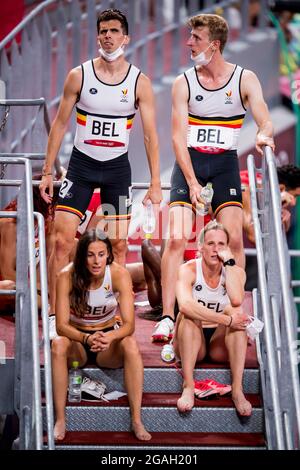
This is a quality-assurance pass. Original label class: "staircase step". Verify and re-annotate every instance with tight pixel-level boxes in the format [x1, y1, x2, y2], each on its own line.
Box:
[56, 367, 259, 394]
[63, 392, 261, 408]
[50, 431, 266, 450]
[49, 397, 263, 433]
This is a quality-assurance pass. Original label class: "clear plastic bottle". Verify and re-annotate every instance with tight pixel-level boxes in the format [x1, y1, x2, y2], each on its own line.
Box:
[197, 182, 214, 216]
[142, 201, 156, 239]
[68, 361, 82, 402]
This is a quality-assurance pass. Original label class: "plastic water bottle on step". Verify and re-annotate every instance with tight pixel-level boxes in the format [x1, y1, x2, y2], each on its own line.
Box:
[142, 201, 156, 239]
[68, 361, 82, 402]
[197, 182, 214, 216]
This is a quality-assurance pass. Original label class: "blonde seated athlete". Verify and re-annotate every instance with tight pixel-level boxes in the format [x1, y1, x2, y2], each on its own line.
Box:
[52, 228, 151, 442]
[173, 221, 252, 416]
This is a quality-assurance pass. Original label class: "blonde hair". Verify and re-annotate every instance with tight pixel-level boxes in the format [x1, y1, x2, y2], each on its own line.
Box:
[188, 14, 228, 53]
[199, 220, 230, 244]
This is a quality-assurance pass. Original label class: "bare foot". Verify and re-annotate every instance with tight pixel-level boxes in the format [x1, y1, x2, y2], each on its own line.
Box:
[132, 421, 152, 441]
[232, 391, 252, 416]
[53, 420, 66, 441]
[177, 387, 194, 413]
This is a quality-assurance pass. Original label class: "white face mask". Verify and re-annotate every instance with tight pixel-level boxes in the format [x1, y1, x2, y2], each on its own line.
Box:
[98, 39, 126, 62]
[191, 43, 215, 66]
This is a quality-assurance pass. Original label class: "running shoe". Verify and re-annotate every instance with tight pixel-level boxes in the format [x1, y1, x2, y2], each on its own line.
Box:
[194, 379, 220, 399]
[151, 317, 174, 342]
[81, 377, 108, 402]
[202, 378, 232, 396]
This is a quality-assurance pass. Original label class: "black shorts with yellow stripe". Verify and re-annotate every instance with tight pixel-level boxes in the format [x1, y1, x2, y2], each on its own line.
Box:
[56, 146, 132, 221]
[170, 148, 243, 216]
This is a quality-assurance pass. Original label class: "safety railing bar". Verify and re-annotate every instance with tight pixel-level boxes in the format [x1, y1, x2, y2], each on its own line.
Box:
[0, 0, 57, 50]
[132, 182, 171, 190]
[0, 211, 17, 217]
[24, 159, 43, 450]
[248, 153, 285, 449]
[270, 296, 282, 369]
[0, 157, 43, 449]
[292, 281, 300, 287]
[294, 297, 300, 304]
[0, 98, 46, 106]
[266, 147, 300, 441]
[34, 212, 55, 450]
[0, 290, 16, 295]
[283, 412, 293, 451]
[289, 250, 300, 257]
[0, 100, 60, 175]
[0, 180, 59, 187]
[0, 153, 45, 158]
[253, 288, 271, 446]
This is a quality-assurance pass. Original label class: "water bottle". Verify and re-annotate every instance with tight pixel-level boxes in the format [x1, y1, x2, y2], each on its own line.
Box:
[68, 361, 82, 402]
[197, 182, 214, 216]
[142, 201, 156, 239]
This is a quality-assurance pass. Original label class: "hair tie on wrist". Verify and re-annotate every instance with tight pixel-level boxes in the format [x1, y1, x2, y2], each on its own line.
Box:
[84, 334, 91, 345]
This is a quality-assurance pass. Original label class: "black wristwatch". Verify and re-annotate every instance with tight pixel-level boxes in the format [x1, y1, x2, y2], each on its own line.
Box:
[223, 258, 236, 267]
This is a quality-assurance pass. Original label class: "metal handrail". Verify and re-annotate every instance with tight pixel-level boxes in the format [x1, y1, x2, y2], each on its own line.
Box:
[0, 100, 60, 175]
[266, 147, 300, 443]
[248, 147, 300, 449]
[0, 0, 57, 51]
[248, 152, 284, 449]
[0, 157, 54, 450]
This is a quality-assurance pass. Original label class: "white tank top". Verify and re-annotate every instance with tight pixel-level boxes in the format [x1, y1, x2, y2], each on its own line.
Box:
[184, 65, 246, 154]
[192, 258, 230, 326]
[74, 60, 141, 161]
[70, 265, 118, 328]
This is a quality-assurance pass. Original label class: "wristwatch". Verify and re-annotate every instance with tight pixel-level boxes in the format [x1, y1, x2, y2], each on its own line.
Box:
[223, 258, 236, 267]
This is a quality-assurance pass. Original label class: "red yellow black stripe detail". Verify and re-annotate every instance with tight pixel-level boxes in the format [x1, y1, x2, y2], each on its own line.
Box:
[56, 205, 84, 219]
[127, 117, 134, 129]
[104, 214, 132, 220]
[214, 201, 243, 217]
[188, 115, 244, 128]
[77, 111, 87, 126]
[169, 201, 193, 210]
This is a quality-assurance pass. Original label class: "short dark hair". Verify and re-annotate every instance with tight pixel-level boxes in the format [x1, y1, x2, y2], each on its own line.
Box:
[70, 229, 114, 317]
[277, 164, 300, 190]
[97, 9, 129, 35]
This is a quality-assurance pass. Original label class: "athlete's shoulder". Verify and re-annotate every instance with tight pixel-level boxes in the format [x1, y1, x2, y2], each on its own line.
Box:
[65, 65, 83, 90]
[180, 258, 197, 276]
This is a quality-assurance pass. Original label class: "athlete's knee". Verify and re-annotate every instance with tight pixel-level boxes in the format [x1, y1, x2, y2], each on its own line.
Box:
[165, 236, 186, 255]
[180, 316, 198, 333]
[111, 238, 127, 257]
[121, 335, 140, 356]
[228, 225, 243, 252]
[51, 336, 70, 357]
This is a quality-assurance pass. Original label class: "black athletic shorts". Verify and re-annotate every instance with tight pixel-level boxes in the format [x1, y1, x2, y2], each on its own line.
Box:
[79, 326, 117, 364]
[203, 327, 216, 349]
[56, 146, 132, 220]
[170, 149, 243, 216]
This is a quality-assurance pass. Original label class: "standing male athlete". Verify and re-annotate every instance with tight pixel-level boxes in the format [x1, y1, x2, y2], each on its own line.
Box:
[152, 13, 274, 342]
[39, 9, 162, 333]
